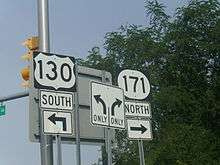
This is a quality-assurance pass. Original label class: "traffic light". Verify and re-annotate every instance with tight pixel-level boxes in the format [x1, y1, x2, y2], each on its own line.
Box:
[21, 36, 39, 87]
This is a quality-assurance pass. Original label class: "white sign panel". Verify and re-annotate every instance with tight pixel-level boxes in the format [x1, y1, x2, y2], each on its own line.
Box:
[43, 110, 73, 135]
[118, 69, 150, 100]
[125, 101, 151, 118]
[91, 81, 125, 129]
[127, 119, 152, 140]
[40, 90, 73, 110]
[33, 52, 76, 92]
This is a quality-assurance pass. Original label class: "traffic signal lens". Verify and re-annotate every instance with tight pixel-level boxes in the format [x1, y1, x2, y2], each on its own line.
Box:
[21, 67, 30, 81]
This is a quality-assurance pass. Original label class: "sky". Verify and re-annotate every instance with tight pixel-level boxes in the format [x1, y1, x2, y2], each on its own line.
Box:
[0, 0, 188, 165]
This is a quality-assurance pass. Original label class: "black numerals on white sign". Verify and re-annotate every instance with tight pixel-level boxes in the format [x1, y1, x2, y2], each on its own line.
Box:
[118, 69, 150, 100]
[33, 53, 76, 92]
[122, 75, 146, 93]
[37, 60, 72, 82]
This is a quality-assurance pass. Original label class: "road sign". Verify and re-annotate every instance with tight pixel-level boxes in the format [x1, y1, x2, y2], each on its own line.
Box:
[0, 105, 5, 116]
[29, 66, 114, 144]
[43, 110, 73, 135]
[117, 69, 150, 100]
[91, 81, 125, 129]
[40, 90, 73, 110]
[125, 101, 151, 118]
[127, 119, 152, 140]
[33, 52, 76, 92]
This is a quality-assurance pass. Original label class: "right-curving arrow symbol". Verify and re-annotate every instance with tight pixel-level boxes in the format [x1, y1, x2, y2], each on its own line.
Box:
[130, 124, 147, 134]
[94, 95, 107, 114]
[111, 98, 122, 116]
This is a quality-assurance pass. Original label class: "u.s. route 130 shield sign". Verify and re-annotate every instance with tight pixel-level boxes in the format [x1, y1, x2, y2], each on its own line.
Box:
[33, 52, 76, 92]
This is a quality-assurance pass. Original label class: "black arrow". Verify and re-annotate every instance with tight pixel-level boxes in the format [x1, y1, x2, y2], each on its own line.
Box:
[130, 124, 147, 134]
[94, 95, 107, 115]
[111, 98, 122, 116]
[48, 113, 67, 131]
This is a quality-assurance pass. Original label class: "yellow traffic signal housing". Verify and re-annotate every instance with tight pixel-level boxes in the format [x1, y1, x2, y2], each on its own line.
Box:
[21, 36, 39, 87]
[21, 66, 30, 81]
[22, 36, 39, 50]
[21, 66, 30, 87]
[21, 51, 33, 61]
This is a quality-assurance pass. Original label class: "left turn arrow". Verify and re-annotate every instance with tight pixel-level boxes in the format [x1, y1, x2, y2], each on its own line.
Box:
[48, 113, 67, 131]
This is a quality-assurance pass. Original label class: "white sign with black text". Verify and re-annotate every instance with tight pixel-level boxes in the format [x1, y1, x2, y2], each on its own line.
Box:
[43, 110, 73, 135]
[33, 52, 76, 92]
[91, 81, 125, 129]
[40, 90, 73, 110]
[118, 69, 150, 100]
[125, 101, 151, 118]
[127, 119, 152, 140]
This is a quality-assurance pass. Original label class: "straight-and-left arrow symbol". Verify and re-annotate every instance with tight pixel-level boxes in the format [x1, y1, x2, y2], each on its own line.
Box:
[48, 113, 67, 131]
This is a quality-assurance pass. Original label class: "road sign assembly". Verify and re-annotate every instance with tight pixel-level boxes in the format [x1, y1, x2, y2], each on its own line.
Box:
[29, 64, 113, 144]
[125, 100, 151, 118]
[127, 119, 152, 140]
[117, 69, 150, 100]
[118, 69, 153, 142]
[91, 81, 125, 129]
[43, 110, 73, 135]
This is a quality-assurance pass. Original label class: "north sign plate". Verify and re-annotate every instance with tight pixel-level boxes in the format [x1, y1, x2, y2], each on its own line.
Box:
[91, 81, 125, 129]
[125, 101, 151, 118]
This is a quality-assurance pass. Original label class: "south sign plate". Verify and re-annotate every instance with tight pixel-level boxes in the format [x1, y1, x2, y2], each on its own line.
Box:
[33, 52, 76, 92]
[40, 90, 73, 110]
[91, 81, 125, 129]
[117, 69, 150, 100]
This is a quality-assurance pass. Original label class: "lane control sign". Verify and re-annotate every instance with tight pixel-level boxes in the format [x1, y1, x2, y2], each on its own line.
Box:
[91, 81, 125, 129]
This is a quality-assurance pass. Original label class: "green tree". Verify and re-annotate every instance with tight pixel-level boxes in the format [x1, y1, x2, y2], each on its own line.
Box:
[80, 0, 220, 164]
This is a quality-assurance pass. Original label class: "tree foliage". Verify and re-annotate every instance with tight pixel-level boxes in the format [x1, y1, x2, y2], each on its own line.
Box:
[80, 0, 220, 164]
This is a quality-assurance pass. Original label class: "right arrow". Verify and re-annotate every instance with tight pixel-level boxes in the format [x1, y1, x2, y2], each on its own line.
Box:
[130, 124, 147, 134]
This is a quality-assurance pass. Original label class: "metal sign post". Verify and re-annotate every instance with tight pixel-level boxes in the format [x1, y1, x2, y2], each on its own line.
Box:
[138, 140, 145, 165]
[74, 64, 81, 165]
[107, 128, 112, 165]
[37, 0, 53, 165]
[56, 135, 62, 165]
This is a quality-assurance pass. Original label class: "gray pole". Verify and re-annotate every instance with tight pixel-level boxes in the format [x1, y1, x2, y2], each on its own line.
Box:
[138, 140, 145, 165]
[107, 128, 112, 165]
[101, 71, 112, 165]
[56, 135, 62, 165]
[37, 0, 54, 165]
[74, 64, 81, 165]
[0, 91, 29, 102]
